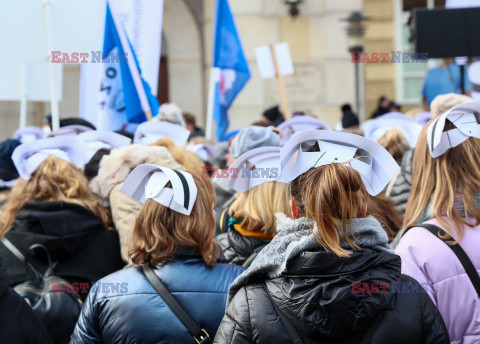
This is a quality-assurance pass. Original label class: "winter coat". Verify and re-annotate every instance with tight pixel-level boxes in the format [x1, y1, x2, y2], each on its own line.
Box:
[0, 260, 51, 344]
[217, 223, 271, 267]
[385, 148, 414, 215]
[0, 201, 124, 298]
[395, 218, 480, 344]
[90, 144, 184, 262]
[70, 249, 244, 344]
[214, 215, 449, 344]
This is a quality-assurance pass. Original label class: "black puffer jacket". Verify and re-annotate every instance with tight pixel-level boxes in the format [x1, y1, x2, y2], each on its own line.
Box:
[215, 247, 449, 344]
[217, 224, 271, 267]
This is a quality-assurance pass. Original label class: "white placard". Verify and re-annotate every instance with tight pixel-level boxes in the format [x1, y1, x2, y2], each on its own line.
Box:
[255, 42, 294, 79]
[0, 0, 105, 64]
[0, 63, 63, 101]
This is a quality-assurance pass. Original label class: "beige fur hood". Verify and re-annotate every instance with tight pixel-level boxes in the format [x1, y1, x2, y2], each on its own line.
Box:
[90, 144, 184, 206]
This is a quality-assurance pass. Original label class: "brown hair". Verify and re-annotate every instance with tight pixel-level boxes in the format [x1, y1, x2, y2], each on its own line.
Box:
[377, 129, 410, 165]
[228, 182, 290, 236]
[129, 170, 220, 267]
[150, 137, 203, 172]
[290, 163, 367, 257]
[404, 124, 480, 240]
[182, 112, 196, 126]
[1, 156, 111, 236]
[367, 193, 402, 241]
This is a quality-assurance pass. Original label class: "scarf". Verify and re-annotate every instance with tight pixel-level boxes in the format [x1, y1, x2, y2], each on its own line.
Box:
[227, 213, 392, 303]
[417, 194, 480, 224]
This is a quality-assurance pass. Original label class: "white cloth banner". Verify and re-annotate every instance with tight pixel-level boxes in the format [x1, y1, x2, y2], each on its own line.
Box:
[79, 0, 164, 130]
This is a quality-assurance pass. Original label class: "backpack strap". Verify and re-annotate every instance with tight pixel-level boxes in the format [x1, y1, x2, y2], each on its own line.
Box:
[142, 264, 212, 344]
[405, 223, 480, 298]
[262, 281, 304, 344]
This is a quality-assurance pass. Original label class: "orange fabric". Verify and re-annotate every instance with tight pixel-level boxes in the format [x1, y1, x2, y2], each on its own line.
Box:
[233, 224, 274, 240]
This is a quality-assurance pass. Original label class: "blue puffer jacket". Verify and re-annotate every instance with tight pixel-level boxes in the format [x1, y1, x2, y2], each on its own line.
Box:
[70, 249, 244, 344]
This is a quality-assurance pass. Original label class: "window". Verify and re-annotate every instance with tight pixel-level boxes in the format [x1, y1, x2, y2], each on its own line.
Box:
[395, 1, 441, 104]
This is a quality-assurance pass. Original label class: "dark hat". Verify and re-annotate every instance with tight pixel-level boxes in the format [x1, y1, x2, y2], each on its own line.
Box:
[341, 103, 352, 112]
[84, 148, 111, 181]
[341, 110, 360, 129]
[0, 139, 21, 182]
[262, 105, 285, 126]
[60, 118, 96, 130]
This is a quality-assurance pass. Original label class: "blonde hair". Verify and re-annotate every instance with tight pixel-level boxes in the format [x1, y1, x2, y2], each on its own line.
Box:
[430, 93, 472, 118]
[228, 182, 290, 237]
[150, 137, 203, 172]
[377, 129, 410, 164]
[291, 164, 366, 257]
[129, 170, 220, 267]
[404, 124, 480, 240]
[1, 156, 111, 236]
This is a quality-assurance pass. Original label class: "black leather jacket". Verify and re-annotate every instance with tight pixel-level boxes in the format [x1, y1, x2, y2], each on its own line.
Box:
[214, 247, 449, 344]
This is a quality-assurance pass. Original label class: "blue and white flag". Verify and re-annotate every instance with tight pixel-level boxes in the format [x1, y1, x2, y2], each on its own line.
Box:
[211, 0, 250, 141]
[98, 0, 160, 129]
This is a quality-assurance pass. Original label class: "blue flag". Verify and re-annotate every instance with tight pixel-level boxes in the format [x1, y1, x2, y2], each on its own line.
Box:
[102, 2, 159, 125]
[212, 0, 251, 141]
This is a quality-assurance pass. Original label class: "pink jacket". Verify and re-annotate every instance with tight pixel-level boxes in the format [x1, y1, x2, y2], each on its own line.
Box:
[395, 219, 480, 344]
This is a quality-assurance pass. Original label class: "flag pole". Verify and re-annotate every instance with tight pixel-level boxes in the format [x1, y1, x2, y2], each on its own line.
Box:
[43, 0, 60, 131]
[206, 67, 217, 140]
[19, 63, 27, 128]
[269, 44, 291, 120]
[108, 0, 153, 121]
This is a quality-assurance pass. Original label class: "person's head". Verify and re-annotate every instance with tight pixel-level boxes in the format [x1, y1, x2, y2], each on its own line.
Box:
[157, 103, 185, 127]
[389, 102, 401, 112]
[441, 58, 454, 67]
[378, 96, 390, 109]
[228, 126, 280, 167]
[262, 105, 284, 126]
[341, 103, 352, 112]
[0, 139, 21, 185]
[405, 124, 480, 239]
[1, 156, 110, 236]
[150, 137, 203, 172]
[340, 104, 359, 129]
[290, 163, 368, 257]
[377, 129, 410, 165]
[430, 93, 473, 118]
[228, 182, 290, 237]
[129, 170, 220, 267]
[182, 112, 197, 132]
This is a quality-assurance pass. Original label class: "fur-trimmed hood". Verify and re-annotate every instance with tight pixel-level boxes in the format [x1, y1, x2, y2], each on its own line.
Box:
[90, 144, 184, 206]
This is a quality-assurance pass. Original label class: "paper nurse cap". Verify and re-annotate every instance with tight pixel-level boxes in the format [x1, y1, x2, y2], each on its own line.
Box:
[224, 146, 287, 192]
[362, 117, 423, 147]
[12, 136, 86, 180]
[77, 130, 132, 162]
[120, 164, 197, 215]
[13, 126, 45, 143]
[186, 144, 219, 161]
[280, 130, 399, 196]
[277, 116, 331, 145]
[134, 121, 190, 146]
[427, 101, 480, 158]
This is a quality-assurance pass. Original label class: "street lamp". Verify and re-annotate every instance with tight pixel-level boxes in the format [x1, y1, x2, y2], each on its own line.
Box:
[281, 0, 304, 17]
[342, 11, 368, 122]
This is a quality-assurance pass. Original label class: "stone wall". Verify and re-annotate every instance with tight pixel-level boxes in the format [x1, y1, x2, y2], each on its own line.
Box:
[364, 0, 396, 118]
[202, 0, 363, 130]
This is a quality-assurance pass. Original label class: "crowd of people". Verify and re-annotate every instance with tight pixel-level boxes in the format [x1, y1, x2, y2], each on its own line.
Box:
[0, 93, 478, 344]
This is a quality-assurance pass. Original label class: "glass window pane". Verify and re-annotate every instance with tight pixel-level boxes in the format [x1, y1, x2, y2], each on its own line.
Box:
[403, 77, 424, 100]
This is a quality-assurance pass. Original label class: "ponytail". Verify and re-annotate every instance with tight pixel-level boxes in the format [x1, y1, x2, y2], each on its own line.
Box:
[290, 163, 367, 257]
